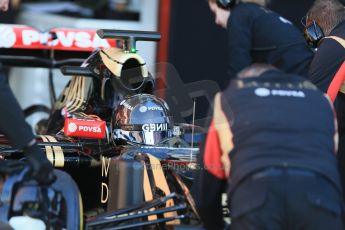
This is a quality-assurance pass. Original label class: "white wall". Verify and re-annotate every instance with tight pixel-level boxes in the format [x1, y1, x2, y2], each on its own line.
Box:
[10, 0, 159, 130]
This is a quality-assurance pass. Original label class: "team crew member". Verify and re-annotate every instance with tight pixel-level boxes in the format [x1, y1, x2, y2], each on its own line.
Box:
[305, 0, 345, 199]
[208, 0, 313, 81]
[0, 0, 54, 185]
[306, 0, 345, 92]
[193, 64, 343, 229]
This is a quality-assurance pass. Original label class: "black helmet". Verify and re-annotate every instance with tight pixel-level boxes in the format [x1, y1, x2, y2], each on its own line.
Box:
[111, 94, 173, 145]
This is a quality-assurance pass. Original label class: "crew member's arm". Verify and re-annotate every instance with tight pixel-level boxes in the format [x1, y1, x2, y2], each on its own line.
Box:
[226, 4, 253, 79]
[308, 40, 345, 93]
[0, 63, 35, 148]
[0, 64, 55, 184]
[323, 94, 339, 154]
[0, 0, 9, 11]
[193, 93, 233, 229]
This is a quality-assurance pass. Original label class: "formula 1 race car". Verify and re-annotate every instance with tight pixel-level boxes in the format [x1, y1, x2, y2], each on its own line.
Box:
[0, 25, 205, 229]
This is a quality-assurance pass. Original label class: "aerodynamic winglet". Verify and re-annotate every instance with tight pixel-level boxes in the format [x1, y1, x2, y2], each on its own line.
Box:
[96, 29, 161, 52]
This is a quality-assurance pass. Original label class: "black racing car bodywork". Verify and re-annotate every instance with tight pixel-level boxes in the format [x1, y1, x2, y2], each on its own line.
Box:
[0, 25, 204, 229]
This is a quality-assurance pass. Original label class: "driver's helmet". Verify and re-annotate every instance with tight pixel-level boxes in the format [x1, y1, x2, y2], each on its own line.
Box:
[111, 94, 173, 145]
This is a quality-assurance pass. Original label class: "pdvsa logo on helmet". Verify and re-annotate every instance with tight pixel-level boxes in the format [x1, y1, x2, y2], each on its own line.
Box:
[142, 123, 168, 132]
[64, 118, 106, 139]
[139, 106, 163, 113]
[255, 88, 305, 98]
[139, 106, 147, 113]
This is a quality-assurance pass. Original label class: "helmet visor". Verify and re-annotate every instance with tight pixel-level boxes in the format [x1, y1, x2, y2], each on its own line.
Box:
[113, 129, 172, 145]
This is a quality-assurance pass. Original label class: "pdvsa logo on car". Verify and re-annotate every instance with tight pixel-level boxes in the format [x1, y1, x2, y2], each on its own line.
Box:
[64, 118, 105, 139]
[22, 29, 110, 48]
[0, 26, 16, 48]
[1, 25, 116, 51]
[78, 126, 102, 133]
[68, 122, 78, 133]
[255, 88, 305, 98]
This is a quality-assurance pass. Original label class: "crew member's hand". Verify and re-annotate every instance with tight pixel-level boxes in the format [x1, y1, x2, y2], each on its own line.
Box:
[0, 0, 9, 12]
[25, 143, 56, 185]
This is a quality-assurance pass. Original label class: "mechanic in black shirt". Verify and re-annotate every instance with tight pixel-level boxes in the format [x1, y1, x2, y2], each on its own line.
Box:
[208, 0, 313, 81]
[0, 0, 54, 185]
[306, 0, 345, 92]
[305, 0, 345, 200]
[193, 64, 344, 229]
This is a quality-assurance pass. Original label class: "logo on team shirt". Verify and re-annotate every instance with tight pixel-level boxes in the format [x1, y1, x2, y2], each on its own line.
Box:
[279, 16, 292, 25]
[271, 89, 305, 97]
[255, 88, 305, 98]
[255, 88, 271, 97]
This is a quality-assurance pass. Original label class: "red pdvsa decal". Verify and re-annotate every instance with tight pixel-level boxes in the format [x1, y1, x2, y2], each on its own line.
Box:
[0, 24, 116, 51]
[64, 118, 106, 139]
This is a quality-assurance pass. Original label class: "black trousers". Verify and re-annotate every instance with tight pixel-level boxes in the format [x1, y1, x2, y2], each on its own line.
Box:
[0, 65, 34, 149]
[230, 167, 344, 230]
